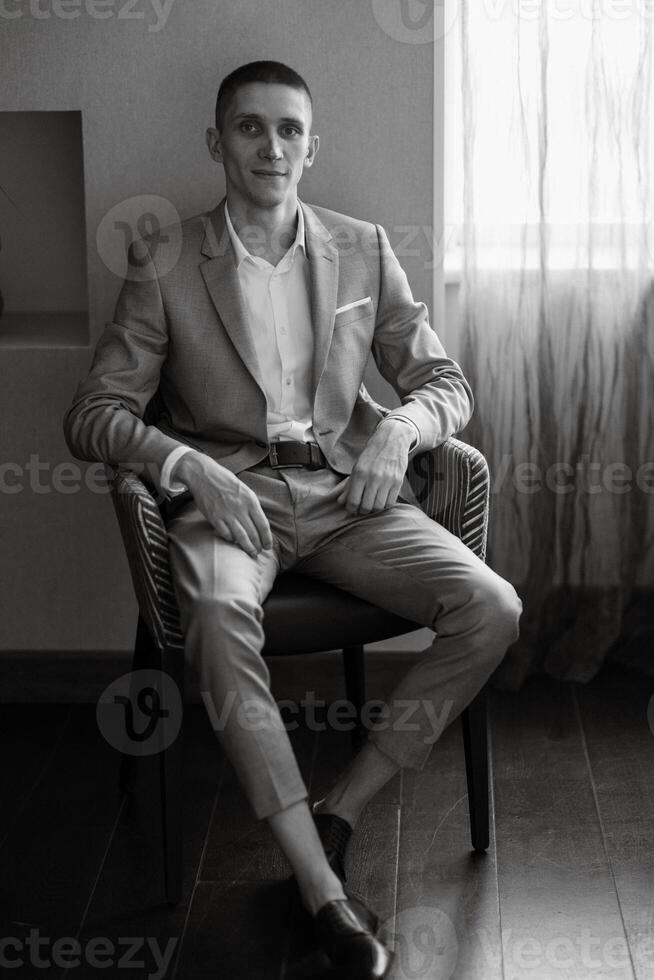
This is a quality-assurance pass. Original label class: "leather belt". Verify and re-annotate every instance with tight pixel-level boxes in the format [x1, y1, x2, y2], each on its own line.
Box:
[268, 440, 327, 470]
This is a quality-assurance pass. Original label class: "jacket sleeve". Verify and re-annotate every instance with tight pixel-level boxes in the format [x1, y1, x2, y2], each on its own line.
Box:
[370, 223, 474, 453]
[62, 237, 188, 493]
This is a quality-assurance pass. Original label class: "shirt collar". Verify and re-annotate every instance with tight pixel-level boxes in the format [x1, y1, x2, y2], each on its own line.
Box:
[224, 201, 306, 269]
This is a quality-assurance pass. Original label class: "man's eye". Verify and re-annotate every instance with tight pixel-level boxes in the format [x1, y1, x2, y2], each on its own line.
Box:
[281, 126, 300, 137]
[240, 122, 258, 133]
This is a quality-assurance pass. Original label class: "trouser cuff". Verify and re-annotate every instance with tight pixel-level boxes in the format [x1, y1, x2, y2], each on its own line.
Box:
[367, 728, 434, 771]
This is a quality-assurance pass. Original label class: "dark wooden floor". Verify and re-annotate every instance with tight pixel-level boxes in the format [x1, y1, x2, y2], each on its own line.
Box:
[1, 659, 653, 980]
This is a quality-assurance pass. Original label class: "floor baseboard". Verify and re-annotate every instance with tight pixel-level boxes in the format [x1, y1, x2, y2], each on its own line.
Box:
[0, 648, 422, 704]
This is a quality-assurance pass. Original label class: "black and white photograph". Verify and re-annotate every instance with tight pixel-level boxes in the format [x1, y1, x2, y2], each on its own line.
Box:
[1, 1, 653, 978]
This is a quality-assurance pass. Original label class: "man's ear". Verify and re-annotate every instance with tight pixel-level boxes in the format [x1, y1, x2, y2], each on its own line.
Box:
[304, 133, 319, 170]
[206, 127, 223, 163]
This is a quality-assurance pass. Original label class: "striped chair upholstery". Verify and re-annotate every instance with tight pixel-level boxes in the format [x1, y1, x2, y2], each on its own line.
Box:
[406, 437, 489, 560]
[111, 469, 186, 660]
[110, 438, 491, 905]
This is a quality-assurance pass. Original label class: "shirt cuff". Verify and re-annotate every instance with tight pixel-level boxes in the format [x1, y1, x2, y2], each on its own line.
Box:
[160, 446, 198, 495]
[376, 415, 420, 451]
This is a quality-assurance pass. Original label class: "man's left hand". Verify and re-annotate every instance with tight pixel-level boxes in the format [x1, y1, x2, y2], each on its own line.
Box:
[336, 419, 414, 515]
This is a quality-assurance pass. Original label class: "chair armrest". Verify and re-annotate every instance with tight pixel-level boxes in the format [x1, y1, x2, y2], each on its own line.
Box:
[406, 438, 490, 560]
[109, 467, 184, 653]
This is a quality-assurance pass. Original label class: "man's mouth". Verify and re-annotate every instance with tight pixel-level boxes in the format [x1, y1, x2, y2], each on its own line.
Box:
[252, 170, 287, 179]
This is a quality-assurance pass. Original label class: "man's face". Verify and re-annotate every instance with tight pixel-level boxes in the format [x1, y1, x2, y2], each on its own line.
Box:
[207, 82, 318, 212]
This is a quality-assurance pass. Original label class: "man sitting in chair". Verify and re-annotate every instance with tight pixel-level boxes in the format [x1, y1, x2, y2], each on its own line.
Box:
[64, 60, 522, 979]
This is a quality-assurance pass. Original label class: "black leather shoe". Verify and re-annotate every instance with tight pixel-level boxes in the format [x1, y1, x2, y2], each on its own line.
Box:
[312, 803, 353, 884]
[289, 875, 379, 937]
[314, 898, 393, 979]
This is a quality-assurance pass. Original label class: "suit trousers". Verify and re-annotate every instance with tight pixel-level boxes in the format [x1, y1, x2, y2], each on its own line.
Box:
[166, 460, 523, 820]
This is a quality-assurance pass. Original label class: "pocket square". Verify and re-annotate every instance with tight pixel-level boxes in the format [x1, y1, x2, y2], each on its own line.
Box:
[335, 296, 372, 315]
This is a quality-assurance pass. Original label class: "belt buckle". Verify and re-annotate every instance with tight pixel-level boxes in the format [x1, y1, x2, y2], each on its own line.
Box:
[268, 443, 283, 469]
[268, 442, 303, 469]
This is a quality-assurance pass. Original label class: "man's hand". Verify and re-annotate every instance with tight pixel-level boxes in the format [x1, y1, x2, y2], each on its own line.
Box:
[336, 419, 414, 516]
[174, 452, 273, 558]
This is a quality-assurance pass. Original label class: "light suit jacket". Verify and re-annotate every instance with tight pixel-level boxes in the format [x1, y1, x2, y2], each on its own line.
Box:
[63, 199, 473, 492]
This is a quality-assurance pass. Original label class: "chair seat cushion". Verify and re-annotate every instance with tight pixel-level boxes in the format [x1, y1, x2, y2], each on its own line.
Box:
[262, 572, 420, 656]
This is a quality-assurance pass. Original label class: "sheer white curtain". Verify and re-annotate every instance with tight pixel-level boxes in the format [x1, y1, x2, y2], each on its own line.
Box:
[446, 0, 654, 685]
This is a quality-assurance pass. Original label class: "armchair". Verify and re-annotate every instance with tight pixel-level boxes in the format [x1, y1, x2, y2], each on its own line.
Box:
[111, 437, 491, 906]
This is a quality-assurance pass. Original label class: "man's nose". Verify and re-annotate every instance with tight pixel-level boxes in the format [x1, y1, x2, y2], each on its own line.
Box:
[259, 133, 283, 160]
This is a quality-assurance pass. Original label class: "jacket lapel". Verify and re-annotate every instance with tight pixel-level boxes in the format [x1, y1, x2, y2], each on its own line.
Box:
[199, 198, 340, 400]
[199, 200, 267, 396]
[301, 201, 339, 395]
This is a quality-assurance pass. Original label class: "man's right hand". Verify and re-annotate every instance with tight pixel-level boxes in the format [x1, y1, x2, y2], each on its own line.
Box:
[174, 452, 273, 559]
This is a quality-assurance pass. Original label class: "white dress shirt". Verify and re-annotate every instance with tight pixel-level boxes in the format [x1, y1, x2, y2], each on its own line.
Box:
[160, 202, 419, 494]
[224, 201, 316, 444]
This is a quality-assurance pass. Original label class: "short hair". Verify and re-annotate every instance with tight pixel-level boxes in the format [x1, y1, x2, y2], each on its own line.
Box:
[215, 60, 313, 131]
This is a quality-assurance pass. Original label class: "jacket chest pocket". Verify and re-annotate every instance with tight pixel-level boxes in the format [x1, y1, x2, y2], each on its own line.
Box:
[333, 296, 374, 328]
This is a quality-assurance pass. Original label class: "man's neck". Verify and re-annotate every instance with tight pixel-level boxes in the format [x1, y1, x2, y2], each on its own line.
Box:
[226, 193, 299, 265]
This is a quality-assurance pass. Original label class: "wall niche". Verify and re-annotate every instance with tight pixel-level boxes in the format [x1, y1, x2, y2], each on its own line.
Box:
[0, 110, 88, 347]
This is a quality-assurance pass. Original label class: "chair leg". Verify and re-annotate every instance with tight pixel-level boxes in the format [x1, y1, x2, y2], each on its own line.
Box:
[160, 705, 184, 907]
[159, 641, 185, 906]
[342, 645, 366, 752]
[117, 617, 185, 905]
[118, 615, 159, 795]
[461, 686, 490, 852]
